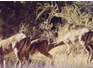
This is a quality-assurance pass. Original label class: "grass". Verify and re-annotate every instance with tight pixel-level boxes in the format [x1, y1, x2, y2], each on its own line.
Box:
[4, 28, 93, 68]
[4, 45, 93, 68]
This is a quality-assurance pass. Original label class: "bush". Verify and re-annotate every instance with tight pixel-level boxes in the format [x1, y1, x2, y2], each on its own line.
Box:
[60, 3, 93, 30]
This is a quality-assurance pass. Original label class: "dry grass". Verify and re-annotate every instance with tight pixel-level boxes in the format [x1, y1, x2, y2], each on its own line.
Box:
[4, 28, 93, 68]
[4, 45, 93, 68]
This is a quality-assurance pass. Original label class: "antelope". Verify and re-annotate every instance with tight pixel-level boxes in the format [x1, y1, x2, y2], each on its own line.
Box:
[26, 38, 53, 59]
[61, 28, 93, 62]
[0, 32, 30, 68]
[15, 38, 54, 68]
[22, 38, 65, 67]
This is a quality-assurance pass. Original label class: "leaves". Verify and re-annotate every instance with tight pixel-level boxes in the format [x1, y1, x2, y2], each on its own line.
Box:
[61, 3, 93, 30]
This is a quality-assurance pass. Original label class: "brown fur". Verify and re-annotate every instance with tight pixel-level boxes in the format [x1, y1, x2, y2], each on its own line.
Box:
[0, 32, 28, 68]
[81, 31, 93, 62]
[22, 38, 65, 67]
[48, 41, 65, 52]
[28, 38, 53, 58]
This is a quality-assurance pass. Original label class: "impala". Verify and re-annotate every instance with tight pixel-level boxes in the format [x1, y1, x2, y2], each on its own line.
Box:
[0, 32, 30, 68]
[61, 28, 93, 62]
[23, 38, 65, 67]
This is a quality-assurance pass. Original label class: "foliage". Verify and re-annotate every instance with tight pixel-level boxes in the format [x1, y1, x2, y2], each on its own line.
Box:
[61, 3, 93, 30]
[0, 1, 37, 38]
[0, 1, 93, 41]
[39, 20, 54, 42]
[36, 2, 61, 43]
[36, 2, 59, 23]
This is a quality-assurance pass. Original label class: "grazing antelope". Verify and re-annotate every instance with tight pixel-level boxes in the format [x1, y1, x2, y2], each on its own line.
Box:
[28, 38, 65, 58]
[17, 38, 53, 68]
[26, 38, 53, 59]
[61, 28, 93, 62]
[0, 32, 30, 68]
[15, 37, 66, 68]
[28, 39, 64, 58]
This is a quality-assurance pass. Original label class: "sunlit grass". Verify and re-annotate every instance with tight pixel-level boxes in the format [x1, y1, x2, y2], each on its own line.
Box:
[4, 44, 93, 68]
[4, 28, 93, 68]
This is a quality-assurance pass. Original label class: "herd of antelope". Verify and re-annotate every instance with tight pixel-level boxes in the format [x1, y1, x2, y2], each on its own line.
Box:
[0, 27, 93, 68]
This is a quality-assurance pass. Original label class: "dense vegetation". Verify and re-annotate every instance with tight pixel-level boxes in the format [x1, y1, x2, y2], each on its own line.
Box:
[0, 1, 93, 43]
[1, 1, 93, 68]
